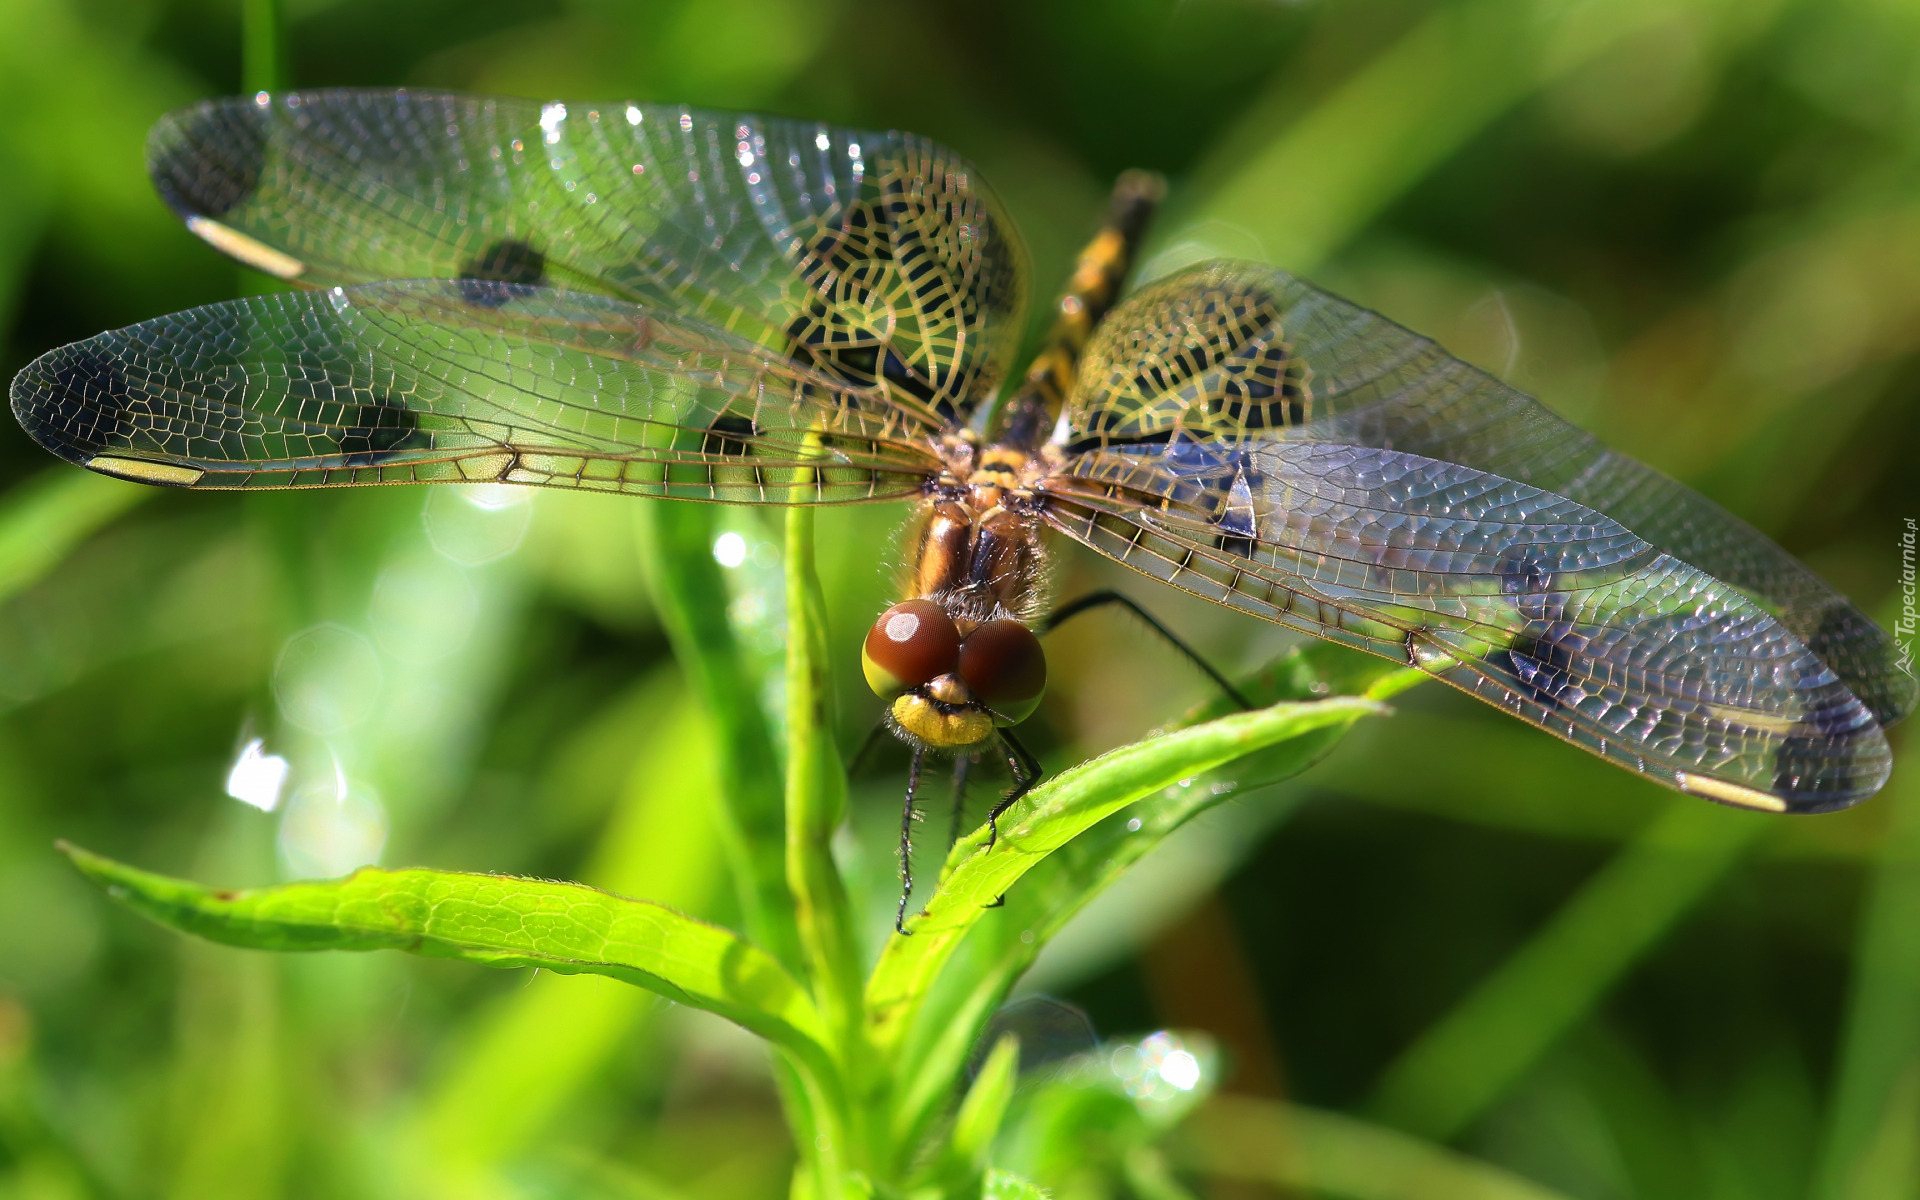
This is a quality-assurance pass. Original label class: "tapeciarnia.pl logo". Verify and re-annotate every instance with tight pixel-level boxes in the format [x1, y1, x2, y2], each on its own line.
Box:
[1898, 517, 1917, 681]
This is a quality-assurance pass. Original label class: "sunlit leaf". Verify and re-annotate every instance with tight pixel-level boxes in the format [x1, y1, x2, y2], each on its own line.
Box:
[406, 671, 728, 1186]
[865, 694, 1388, 1061]
[59, 842, 833, 1076]
[949, 1034, 1018, 1173]
[889, 646, 1409, 1146]
[636, 503, 800, 972]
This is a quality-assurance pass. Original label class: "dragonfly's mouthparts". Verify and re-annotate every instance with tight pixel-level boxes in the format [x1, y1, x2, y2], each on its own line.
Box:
[890, 684, 996, 749]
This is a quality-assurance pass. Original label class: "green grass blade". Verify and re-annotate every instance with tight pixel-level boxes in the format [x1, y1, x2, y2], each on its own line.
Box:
[1367, 800, 1772, 1140]
[240, 0, 285, 94]
[59, 842, 833, 1078]
[1182, 0, 1779, 272]
[864, 696, 1386, 1056]
[0, 468, 148, 605]
[1121, 1147, 1203, 1200]
[1814, 732, 1920, 1200]
[1171, 1096, 1580, 1200]
[637, 504, 800, 972]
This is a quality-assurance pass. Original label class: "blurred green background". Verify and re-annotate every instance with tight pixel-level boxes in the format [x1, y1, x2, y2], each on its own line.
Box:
[0, 0, 1917, 1196]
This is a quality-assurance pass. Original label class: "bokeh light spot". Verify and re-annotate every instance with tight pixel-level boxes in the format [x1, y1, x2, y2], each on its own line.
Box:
[274, 625, 383, 734]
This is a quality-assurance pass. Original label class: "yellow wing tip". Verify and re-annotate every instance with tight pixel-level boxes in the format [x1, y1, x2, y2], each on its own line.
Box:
[185, 216, 306, 280]
[86, 456, 205, 487]
[1674, 772, 1789, 813]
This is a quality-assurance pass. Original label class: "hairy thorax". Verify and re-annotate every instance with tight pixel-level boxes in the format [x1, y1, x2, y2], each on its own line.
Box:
[909, 433, 1060, 626]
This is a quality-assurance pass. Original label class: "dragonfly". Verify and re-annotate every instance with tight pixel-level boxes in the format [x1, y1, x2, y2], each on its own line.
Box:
[10, 91, 1911, 933]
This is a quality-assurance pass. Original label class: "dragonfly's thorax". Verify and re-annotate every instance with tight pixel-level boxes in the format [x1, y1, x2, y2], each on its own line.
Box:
[863, 440, 1053, 750]
[911, 441, 1050, 626]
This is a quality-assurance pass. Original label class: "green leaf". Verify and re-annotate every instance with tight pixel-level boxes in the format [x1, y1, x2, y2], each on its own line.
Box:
[950, 1033, 1018, 1170]
[981, 1167, 1049, 1200]
[58, 842, 833, 1078]
[1120, 1148, 1201, 1200]
[989, 1029, 1219, 1185]
[865, 695, 1386, 1057]
[1171, 1096, 1581, 1200]
[885, 647, 1408, 1148]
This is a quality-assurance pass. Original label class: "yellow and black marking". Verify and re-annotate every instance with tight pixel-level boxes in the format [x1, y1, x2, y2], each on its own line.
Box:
[1064, 265, 1312, 452]
[785, 149, 1026, 425]
[996, 171, 1166, 447]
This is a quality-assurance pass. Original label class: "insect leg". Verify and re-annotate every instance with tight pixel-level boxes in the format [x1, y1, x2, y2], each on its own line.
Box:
[896, 747, 927, 936]
[1043, 589, 1252, 709]
[984, 729, 1043, 853]
[847, 722, 892, 777]
[980, 731, 1044, 910]
[949, 753, 974, 850]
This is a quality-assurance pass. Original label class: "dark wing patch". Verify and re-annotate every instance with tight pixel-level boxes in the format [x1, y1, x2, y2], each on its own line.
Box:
[1063, 260, 1914, 731]
[148, 97, 267, 220]
[1046, 439, 1892, 811]
[1063, 268, 1310, 452]
[700, 412, 759, 458]
[141, 91, 1031, 425]
[335, 398, 425, 466]
[9, 342, 133, 468]
[458, 239, 547, 307]
[10, 281, 944, 503]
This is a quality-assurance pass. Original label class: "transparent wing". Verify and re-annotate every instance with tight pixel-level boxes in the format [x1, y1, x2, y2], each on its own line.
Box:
[8, 280, 943, 503]
[147, 89, 1030, 422]
[1046, 439, 1891, 811]
[1062, 260, 1914, 729]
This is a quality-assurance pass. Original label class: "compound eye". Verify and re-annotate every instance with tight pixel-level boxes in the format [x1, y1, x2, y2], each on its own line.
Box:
[862, 599, 961, 699]
[958, 619, 1047, 725]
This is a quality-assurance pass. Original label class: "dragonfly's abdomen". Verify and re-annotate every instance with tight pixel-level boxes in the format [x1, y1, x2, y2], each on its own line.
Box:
[995, 171, 1166, 448]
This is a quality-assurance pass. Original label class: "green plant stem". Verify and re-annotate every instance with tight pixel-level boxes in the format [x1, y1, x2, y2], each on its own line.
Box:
[782, 499, 873, 1182]
[637, 504, 800, 973]
[241, 0, 286, 93]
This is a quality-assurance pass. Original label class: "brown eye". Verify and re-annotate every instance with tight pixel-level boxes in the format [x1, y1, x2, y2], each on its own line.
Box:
[862, 599, 961, 699]
[958, 619, 1047, 725]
